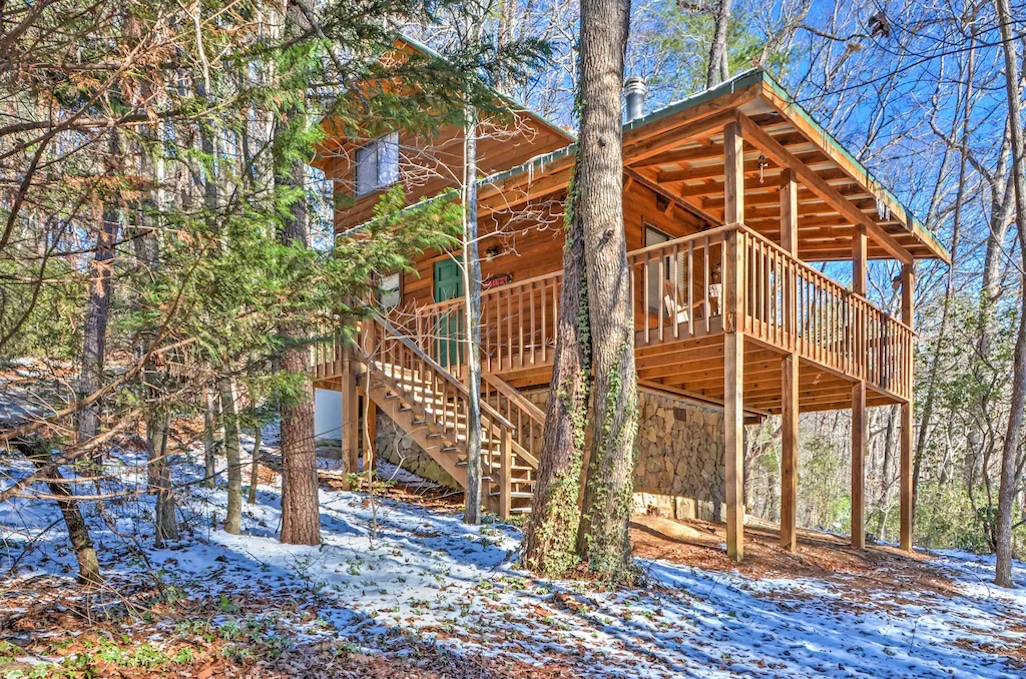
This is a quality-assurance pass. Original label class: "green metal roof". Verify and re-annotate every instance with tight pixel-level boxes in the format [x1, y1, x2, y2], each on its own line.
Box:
[396, 33, 576, 145]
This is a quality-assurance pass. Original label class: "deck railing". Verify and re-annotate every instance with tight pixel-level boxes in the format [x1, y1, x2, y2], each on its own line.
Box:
[370, 222, 912, 402]
[738, 228, 912, 400]
[629, 225, 730, 345]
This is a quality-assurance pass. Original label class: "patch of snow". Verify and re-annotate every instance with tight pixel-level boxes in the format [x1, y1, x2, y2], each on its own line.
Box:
[2, 434, 1025, 677]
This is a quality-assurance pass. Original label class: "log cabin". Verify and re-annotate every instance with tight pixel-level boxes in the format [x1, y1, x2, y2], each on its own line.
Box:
[311, 40, 950, 562]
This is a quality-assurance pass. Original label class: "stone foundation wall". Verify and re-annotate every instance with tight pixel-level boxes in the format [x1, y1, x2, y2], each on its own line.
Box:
[372, 387, 726, 521]
[523, 388, 726, 522]
[632, 392, 726, 521]
[374, 412, 459, 487]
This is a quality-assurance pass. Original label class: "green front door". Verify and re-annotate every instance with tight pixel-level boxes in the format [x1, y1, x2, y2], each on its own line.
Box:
[433, 259, 464, 368]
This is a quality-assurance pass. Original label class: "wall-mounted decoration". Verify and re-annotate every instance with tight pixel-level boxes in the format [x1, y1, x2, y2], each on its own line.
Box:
[483, 272, 513, 289]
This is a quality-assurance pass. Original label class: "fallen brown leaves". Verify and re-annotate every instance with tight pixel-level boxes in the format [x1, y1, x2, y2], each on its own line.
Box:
[0, 573, 584, 678]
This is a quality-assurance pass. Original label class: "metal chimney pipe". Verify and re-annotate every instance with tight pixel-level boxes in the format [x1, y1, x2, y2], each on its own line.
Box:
[625, 76, 648, 122]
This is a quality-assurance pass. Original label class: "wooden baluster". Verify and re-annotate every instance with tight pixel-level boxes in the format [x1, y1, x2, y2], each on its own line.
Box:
[688, 240, 695, 337]
[704, 237, 711, 334]
[658, 252, 665, 343]
[529, 281, 537, 365]
[643, 253, 651, 344]
[500, 428, 512, 519]
[518, 286, 525, 367]
[540, 281, 548, 364]
[760, 241, 767, 334]
[722, 234, 729, 330]
[672, 246, 680, 339]
[506, 288, 513, 370]
[764, 242, 771, 336]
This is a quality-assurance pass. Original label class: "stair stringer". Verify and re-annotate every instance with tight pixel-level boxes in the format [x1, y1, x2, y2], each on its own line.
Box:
[353, 344, 538, 516]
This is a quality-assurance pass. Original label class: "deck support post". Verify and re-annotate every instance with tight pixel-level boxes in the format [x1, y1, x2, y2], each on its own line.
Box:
[851, 380, 867, 548]
[779, 169, 799, 552]
[724, 263, 745, 563]
[900, 263, 915, 552]
[341, 345, 360, 481]
[851, 225, 868, 549]
[723, 119, 745, 563]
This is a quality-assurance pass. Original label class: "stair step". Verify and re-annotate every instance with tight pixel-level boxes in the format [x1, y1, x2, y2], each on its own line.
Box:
[510, 506, 533, 514]
[490, 491, 534, 499]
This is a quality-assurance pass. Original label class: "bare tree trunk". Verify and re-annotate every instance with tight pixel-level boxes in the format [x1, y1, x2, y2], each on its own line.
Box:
[20, 440, 101, 584]
[77, 135, 119, 446]
[219, 376, 243, 534]
[574, 0, 638, 582]
[876, 406, 897, 541]
[915, 47, 973, 505]
[203, 388, 218, 488]
[994, 0, 1026, 588]
[706, 0, 731, 88]
[278, 342, 320, 545]
[148, 415, 179, 544]
[523, 174, 591, 576]
[248, 426, 262, 504]
[133, 112, 178, 544]
[462, 83, 484, 525]
[277, 141, 321, 546]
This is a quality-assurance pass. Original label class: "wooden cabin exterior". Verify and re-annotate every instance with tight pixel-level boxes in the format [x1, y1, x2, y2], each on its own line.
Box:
[311, 66, 949, 562]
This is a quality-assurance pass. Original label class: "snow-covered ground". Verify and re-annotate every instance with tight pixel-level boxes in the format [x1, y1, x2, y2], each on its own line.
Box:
[2, 437, 1025, 678]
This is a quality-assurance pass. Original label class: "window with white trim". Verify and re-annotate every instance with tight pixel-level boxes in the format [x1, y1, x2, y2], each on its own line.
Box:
[355, 132, 400, 197]
[378, 272, 402, 310]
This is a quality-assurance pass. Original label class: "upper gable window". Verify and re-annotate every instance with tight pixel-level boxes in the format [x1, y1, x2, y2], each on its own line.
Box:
[355, 132, 400, 197]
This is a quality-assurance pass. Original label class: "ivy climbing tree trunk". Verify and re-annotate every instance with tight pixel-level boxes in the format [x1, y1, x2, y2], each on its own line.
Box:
[522, 169, 591, 577]
[574, 0, 638, 582]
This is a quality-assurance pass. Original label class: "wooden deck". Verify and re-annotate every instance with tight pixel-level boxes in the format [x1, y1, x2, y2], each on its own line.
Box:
[381, 223, 912, 414]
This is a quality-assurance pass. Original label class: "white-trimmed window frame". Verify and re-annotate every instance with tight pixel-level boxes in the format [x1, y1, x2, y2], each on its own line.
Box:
[377, 271, 402, 310]
[355, 132, 400, 197]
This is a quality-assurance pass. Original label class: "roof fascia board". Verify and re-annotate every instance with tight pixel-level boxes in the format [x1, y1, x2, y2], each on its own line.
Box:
[755, 72, 950, 263]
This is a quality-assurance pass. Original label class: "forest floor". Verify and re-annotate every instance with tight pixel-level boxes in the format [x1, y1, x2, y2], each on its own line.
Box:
[2, 430, 1026, 678]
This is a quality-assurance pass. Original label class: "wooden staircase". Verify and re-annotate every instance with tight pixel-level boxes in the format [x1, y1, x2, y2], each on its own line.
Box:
[343, 313, 543, 517]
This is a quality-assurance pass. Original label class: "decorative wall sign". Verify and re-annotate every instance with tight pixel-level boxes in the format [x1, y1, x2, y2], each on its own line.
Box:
[482, 273, 513, 289]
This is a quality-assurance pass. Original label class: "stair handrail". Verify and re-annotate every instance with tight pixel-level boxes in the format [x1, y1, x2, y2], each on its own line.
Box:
[484, 373, 546, 424]
[482, 373, 542, 469]
[355, 306, 517, 432]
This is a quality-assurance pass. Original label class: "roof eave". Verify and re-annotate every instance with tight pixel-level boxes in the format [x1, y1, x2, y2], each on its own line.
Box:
[754, 72, 950, 264]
